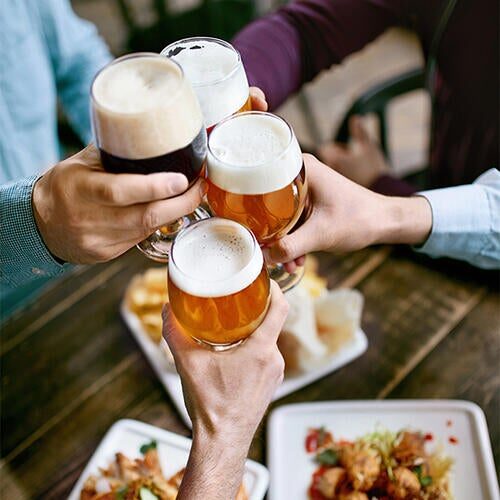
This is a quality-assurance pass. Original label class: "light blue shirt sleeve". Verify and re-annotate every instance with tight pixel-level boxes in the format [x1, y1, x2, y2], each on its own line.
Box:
[36, 0, 112, 144]
[416, 168, 500, 269]
[0, 176, 69, 289]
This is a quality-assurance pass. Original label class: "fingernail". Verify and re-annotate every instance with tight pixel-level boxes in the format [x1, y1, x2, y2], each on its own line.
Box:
[170, 174, 188, 193]
[199, 179, 208, 196]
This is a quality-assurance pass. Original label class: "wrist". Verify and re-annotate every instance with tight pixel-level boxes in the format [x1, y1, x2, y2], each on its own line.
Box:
[374, 195, 432, 246]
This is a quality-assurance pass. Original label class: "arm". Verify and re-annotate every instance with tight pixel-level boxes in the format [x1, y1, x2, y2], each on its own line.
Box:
[35, 0, 112, 143]
[414, 168, 500, 269]
[264, 156, 499, 270]
[163, 282, 288, 500]
[232, 0, 406, 109]
[1, 145, 202, 289]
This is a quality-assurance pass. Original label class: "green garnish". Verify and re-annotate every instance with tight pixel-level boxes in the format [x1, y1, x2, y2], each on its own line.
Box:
[420, 475, 433, 487]
[115, 485, 128, 499]
[140, 440, 157, 454]
[139, 487, 159, 500]
[414, 464, 433, 487]
[316, 449, 339, 466]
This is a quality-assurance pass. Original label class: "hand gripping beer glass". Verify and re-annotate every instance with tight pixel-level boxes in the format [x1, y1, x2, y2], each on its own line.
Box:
[168, 217, 271, 350]
[162, 37, 252, 132]
[206, 111, 307, 292]
[90, 53, 209, 262]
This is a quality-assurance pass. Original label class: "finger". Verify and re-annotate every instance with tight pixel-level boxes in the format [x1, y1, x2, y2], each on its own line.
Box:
[284, 261, 297, 274]
[121, 179, 205, 237]
[317, 142, 348, 167]
[250, 86, 268, 111]
[247, 281, 289, 345]
[295, 255, 306, 267]
[263, 213, 320, 264]
[162, 304, 196, 356]
[349, 115, 371, 144]
[84, 170, 190, 206]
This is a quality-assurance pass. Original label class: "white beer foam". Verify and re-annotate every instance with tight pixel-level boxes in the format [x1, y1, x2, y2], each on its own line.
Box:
[166, 39, 249, 128]
[92, 55, 203, 159]
[169, 218, 264, 298]
[207, 112, 303, 194]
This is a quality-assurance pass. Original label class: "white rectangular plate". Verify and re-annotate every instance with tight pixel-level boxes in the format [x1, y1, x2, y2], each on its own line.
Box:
[267, 400, 499, 500]
[121, 302, 368, 428]
[68, 419, 269, 500]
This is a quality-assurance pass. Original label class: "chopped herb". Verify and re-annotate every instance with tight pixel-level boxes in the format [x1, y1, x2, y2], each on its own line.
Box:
[115, 485, 128, 499]
[413, 464, 432, 488]
[140, 440, 157, 454]
[420, 475, 433, 487]
[316, 449, 338, 466]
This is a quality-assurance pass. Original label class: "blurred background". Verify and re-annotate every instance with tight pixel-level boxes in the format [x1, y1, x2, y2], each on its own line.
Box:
[69, 0, 429, 179]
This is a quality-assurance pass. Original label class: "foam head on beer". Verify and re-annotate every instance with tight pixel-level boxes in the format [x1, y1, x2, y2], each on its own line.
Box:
[91, 54, 203, 162]
[168, 218, 263, 298]
[164, 38, 250, 129]
[207, 112, 303, 195]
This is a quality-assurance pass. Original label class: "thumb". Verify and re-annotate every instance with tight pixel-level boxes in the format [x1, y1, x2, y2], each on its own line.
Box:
[349, 115, 371, 144]
[162, 304, 194, 357]
[263, 216, 319, 264]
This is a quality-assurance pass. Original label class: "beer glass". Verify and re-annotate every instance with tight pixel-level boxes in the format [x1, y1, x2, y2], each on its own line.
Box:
[162, 37, 251, 133]
[168, 217, 270, 350]
[90, 53, 209, 263]
[206, 111, 307, 292]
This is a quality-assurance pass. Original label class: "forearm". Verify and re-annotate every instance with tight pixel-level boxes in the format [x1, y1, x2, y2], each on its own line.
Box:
[373, 195, 432, 246]
[178, 433, 249, 500]
[233, 0, 404, 109]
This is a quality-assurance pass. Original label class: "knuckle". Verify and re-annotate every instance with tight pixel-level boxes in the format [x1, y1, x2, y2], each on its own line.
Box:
[142, 207, 161, 230]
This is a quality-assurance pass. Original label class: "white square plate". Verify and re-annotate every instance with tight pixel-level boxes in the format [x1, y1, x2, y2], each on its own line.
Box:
[68, 419, 269, 500]
[267, 400, 499, 500]
[121, 303, 368, 428]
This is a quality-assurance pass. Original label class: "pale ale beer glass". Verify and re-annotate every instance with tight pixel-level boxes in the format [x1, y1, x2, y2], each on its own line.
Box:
[162, 37, 251, 132]
[168, 217, 270, 350]
[90, 53, 209, 262]
[206, 111, 307, 291]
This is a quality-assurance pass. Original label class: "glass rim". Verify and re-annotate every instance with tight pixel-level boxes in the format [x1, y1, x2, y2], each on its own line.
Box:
[169, 217, 263, 287]
[90, 52, 187, 114]
[207, 111, 297, 170]
[161, 37, 243, 88]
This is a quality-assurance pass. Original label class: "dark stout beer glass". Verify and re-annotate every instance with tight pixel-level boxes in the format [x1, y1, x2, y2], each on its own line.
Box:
[90, 53, 208, 262]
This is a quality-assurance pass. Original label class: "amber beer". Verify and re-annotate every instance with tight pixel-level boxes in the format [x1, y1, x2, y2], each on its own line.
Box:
[162, 37, 252, 132]
[206, 112, 307, 244]
[168, 218, 270, 350]
[90, 53, 208, 262]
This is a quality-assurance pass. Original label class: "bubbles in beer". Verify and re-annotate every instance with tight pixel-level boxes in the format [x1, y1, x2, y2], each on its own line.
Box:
[169, 218, 263, 298]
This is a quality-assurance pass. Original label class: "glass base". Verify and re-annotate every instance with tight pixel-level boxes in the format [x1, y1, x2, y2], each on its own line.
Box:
[268, 261, 305, 293]
[193, 336, 246, 351]
[136, 206, 211, 263]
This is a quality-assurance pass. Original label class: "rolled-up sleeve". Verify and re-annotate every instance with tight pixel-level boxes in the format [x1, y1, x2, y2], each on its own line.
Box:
[416, 168, 500, 269]
[0, 176, 69, 289]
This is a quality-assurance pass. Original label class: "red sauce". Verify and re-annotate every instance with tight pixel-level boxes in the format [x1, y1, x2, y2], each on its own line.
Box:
[446, 419, 453, 427]
[424, 433, 434, 441]
[449, 436, 459, 445]
[309, 467, 329, 500]
[305, 429, 320, 453]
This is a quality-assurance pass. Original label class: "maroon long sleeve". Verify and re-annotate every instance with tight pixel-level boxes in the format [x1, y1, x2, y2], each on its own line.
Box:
[233, 0, 499, 195]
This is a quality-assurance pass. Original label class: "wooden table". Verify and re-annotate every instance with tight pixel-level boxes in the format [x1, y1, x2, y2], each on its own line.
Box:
[1, 247, 498, 498]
